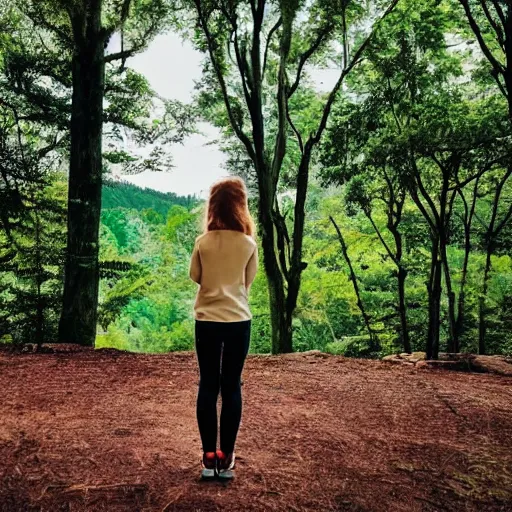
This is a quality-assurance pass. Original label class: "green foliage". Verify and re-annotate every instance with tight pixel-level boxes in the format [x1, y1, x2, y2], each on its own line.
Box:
[2, 0, 512, 360]
[0, 119, 67, 345]
[102, 180, 196, 215]
[325, 337, 373, 357]
[96, 185, 198, 353]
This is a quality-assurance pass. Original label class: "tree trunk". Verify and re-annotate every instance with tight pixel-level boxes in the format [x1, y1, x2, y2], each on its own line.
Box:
[35, 207, 44, 348]
[260, 210, 292, 354]
[456, 282, 467, 348]
[477, 168, 512, 355]
[388, 212, 410, 354]
[440, 239, 457, 353]
[455, 181, 478, 346]
[58, 2, 105, 346]
[426, 236, 441, 360]
[397, 265, 411, 353]
[478, 247, 492, 355]
[257, 166, 293, 353]
[455, 223, 472, 346]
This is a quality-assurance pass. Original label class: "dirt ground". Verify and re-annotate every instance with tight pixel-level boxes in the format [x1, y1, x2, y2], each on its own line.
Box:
[0, 347, 511, 512]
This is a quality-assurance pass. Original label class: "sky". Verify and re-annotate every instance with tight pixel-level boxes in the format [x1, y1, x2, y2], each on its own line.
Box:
[109, 33, 227, 198]
[108, 32, 340, 197]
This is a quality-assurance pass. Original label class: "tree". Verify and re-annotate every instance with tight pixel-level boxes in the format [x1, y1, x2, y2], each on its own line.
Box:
[1, 0, 194, 345]
[182, 0, 399, 353]
[319, 0, 511, 358]
[0, 106, 66, 347]
[474, 166, 512, 354]
[321, 99, 412, 353]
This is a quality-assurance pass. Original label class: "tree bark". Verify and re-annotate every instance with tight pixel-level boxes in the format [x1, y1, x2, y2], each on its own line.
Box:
[437, 172, 457, 354]
[58, 1, 105, 345]
[455, 179, 478, 345]
[397, 265, 411, 353]
[478, 246, 492, 355]
[440, 241, 457, 353]
[35, 207, 44, 348]
[258, 187, 293, 354]
[386, 192, 410, 354]
[426, 235, 442, 360]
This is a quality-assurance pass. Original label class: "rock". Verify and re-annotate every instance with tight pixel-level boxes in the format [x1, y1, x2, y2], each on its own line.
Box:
[399, 352, 426, 363]
[282, 350, 330, 359]
[424, 360, 469, 371]
[384, 352, 427, 364]
[382, 355, 404, 364]
[471, 356, 512, 376]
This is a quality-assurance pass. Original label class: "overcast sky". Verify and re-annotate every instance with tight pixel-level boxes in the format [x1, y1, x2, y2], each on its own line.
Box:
[109, 33, 226, 198]
[109, 32, 339, 197]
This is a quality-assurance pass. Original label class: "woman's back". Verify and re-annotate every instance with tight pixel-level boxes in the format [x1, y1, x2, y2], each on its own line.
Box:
[190, 230, 258, 322]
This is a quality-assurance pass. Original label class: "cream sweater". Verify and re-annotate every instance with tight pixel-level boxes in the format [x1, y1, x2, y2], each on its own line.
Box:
[189, 230, 258, 322]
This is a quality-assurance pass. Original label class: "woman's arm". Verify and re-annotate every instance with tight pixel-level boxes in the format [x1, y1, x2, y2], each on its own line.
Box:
[189, 239, 202, 284]
[245, 245, 258, 290]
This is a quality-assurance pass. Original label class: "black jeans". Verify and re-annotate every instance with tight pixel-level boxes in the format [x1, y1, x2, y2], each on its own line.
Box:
[195, 320, 251, 454]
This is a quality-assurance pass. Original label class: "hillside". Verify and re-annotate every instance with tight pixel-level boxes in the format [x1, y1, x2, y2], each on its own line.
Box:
[0, 348, 510, 511]
[102, 180, 197, 217]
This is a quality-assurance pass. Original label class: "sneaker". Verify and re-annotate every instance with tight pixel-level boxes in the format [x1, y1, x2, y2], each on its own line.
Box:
[216, 450, 235, 480]
[200, 452, 217, 480]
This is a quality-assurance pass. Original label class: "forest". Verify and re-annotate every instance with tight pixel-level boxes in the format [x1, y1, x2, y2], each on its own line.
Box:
[0, 0, 511, 361]
[1, 1, 512, 511]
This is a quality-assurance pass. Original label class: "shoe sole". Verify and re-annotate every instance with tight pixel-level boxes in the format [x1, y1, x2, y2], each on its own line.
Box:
[218, 469, 234, 480]
[200, 468, 216, 480]
[217, 454, 235, 480]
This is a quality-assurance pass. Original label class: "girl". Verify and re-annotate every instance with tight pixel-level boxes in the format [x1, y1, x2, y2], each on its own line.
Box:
[189, 177, 258, 480]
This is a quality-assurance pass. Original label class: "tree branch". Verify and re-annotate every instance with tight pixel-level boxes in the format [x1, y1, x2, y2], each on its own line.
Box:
[193, 0, 256, 163]
[459, 0, 505, 74]
[104, 0, 133, 39]
[367, 213, 398, 265]
[231, 27, 253, 106]
[287, 105, 304, 154]
[263, 17, 283, 81]
[311, 0, 400, 146]
[288, 23, 333, 98]
[271, 11, 294, 187]
[479, 0, 505, 48]
[492, 166, 512, 235]
[447, 154, 508, 190]
[330, 216, 376, 341]
[489, 0, 506, 27]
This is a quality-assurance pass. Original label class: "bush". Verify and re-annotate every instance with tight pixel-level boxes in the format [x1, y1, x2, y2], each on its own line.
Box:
[168, 320, 194, 351]
[325, 336, 374, 358]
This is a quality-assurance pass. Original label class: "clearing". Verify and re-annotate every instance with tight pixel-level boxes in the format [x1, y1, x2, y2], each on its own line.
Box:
[0, 347, 511, 511]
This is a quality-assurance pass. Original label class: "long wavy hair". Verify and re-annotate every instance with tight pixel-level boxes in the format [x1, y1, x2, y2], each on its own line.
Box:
[204, 177, 256, 238]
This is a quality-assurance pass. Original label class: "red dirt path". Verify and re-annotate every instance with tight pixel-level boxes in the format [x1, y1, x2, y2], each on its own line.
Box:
[0, 348, 511, 512]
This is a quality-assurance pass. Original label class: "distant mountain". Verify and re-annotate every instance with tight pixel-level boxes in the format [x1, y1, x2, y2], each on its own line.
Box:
[102, 179, 197, 217]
